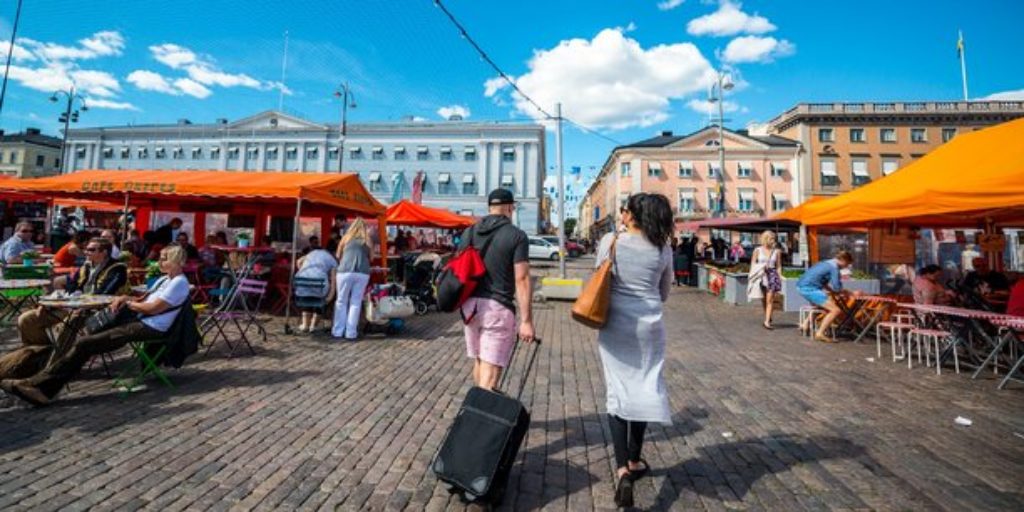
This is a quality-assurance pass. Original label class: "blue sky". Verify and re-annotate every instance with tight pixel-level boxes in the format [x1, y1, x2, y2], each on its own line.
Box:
[1, 0, 1022, 186]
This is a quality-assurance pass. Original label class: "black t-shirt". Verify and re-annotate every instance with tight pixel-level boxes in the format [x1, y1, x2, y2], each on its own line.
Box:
[458, 215, 529, 311]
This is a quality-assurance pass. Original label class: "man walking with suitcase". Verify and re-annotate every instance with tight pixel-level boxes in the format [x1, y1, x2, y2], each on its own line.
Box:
[459, 188, 536, 389]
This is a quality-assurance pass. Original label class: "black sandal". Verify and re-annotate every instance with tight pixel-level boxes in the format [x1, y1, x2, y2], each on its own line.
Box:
[628, 458, 650, 480]
[614, 471, 634, 508]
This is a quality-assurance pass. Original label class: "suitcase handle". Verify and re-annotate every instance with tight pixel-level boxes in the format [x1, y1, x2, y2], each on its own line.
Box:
[498, 337, 542, 402]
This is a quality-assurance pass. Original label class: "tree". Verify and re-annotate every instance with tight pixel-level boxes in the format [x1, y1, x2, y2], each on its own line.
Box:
[563, 218, 578, 237]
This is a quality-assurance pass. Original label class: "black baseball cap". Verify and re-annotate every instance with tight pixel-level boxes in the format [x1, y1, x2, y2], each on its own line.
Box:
[488, 188, 515, 206]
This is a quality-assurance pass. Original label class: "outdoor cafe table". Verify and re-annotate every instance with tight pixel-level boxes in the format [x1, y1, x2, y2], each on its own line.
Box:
[844, 295, 901, 343]
[974, 316, 1024, 390]
[36, 294, 117, 367]
[902, 303, 1015, 372]
[0, 278, 51, 324]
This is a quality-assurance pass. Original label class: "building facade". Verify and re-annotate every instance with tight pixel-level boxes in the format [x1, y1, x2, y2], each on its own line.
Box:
[581, 127, 799, 241]
[64, 111, 547, 233]
[0, 129, 62, 178]
[768, 100, 1024, 199]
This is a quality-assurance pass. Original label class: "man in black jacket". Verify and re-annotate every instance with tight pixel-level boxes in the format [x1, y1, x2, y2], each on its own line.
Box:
[153, 217, 183, 246]
[0, 238, 128, 380]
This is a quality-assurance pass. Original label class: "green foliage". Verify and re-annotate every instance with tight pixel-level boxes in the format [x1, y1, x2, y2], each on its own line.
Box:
[145, 260, 163, 279]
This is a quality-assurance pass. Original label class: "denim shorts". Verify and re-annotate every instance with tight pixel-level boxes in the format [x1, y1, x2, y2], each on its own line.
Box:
[799, 286, 829, 306]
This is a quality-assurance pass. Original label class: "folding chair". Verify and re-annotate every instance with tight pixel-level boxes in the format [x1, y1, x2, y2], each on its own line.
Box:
[293, 276, 328, 332]
[202, 278, 266, 356]
[114, 339, 173, 392]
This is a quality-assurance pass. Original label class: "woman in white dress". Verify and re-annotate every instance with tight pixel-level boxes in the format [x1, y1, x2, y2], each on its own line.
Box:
[746, 230, 783, 329]
[594, 193, 674, 508]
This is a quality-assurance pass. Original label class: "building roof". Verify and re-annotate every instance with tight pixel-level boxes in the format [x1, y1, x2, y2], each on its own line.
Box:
[614, 126, 798, 151]
[768, 100, 1024, 132]
[0, 131, 61, 149]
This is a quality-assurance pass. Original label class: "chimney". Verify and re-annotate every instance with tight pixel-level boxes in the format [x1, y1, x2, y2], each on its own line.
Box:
[216, 118, 228, 124]
[177, 118, 192, 125]
[660, 130, 673, 137]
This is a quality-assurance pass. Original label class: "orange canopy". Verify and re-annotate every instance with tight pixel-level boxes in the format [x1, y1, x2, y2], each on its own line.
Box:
[777, 117, 1024, 228]
[385, 199, 475, 229]
[0, 169, 386, 216]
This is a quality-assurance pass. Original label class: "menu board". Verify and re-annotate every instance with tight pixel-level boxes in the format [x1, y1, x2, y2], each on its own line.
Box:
[868, 227, 915, 264]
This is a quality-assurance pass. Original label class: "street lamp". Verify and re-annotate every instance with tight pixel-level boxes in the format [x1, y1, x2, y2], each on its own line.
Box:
[333, 82, 357, 173]
[50, 86, 87, 174]
[707, 71, 733, 218]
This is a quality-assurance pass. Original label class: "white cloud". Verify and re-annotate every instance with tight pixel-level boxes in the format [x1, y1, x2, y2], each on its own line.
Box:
[7, 64, 73, 93]
[68, 69, 121, 97]
[83, 98, 138, 111]
[484, 76, 509, 97]
[982, 89, 1024, 100]
[21, 30, 125, 61]
[722, 36, 795, 63]
[0, 41, 35, 61]
[687, 98, 740, 115]
[489, 28, 715, 130]
[657, 0, 685, 11]
[687, 1, 775, 37]
[173, 77, 212, 99]
[127, 70, 179, 94]
[150, 44, 197, 69]
[616, 21, 638, 33]
[437, 105, 471, 119]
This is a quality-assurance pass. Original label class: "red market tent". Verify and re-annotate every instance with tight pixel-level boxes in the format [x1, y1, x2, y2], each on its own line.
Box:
[385, 200, 475, 229]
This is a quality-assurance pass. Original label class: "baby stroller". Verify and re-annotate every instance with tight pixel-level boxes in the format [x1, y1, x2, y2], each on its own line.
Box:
[405, 259, 438, 315]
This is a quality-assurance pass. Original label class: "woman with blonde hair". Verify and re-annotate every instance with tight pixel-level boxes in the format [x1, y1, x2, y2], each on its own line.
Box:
[332, 218, 372, 340]
[747, 230, 783, 329]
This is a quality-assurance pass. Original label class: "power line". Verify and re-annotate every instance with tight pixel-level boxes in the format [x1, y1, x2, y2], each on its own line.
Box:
[431, 0, 623, 146]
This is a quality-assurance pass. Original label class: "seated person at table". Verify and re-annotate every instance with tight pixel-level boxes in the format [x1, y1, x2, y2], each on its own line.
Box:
[0, 238, 128, 381]
[1, 246, 190, 405]
[913, 264, 954, 305]
[173, 232, 200, 261]
[1007, 279, 1024, 317]
[198, 235, 222, 269]
[100, 229, 122, 259]
[52, 231, 91, 267]
[122, 230, 146, 259]
[796, 250, 859, 343]
[0, 222, 37, 264]
[963, 257, 1010, 296]
[294, 247, 337, 333]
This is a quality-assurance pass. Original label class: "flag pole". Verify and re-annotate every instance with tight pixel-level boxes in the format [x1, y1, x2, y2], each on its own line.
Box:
[958, 29, 969, 101]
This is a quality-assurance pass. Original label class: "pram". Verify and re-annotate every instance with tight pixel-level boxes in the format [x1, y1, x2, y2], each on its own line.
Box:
[405, 259, 439, 315]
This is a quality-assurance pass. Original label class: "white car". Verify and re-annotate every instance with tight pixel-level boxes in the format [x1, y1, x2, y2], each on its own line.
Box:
[528, 236, 560, 260]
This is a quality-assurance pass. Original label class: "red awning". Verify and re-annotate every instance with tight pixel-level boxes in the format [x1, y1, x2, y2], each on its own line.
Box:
[385, 200, 475, 229]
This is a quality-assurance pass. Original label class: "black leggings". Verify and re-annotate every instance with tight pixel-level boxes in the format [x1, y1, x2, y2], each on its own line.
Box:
[608, 414, 647, 469]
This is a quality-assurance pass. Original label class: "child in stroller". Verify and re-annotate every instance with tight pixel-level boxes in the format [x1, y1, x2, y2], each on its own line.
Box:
[405, 258, 439, 315]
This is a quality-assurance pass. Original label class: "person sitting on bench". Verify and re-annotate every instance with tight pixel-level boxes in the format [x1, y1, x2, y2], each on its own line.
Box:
[1, 245, 190, 406]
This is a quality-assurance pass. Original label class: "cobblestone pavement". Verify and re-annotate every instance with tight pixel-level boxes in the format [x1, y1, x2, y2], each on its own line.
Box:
[1, 260, 1023, 511]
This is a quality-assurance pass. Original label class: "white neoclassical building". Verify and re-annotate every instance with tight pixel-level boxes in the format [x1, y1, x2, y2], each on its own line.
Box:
[64, 111, 547, 233]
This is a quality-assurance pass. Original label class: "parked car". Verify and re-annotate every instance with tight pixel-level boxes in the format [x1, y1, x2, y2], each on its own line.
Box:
[528, 236, 561, 260]
[539, 236, 582, 257]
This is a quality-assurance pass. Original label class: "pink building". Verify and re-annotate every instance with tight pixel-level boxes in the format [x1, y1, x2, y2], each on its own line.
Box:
[581, 126, 800, 241]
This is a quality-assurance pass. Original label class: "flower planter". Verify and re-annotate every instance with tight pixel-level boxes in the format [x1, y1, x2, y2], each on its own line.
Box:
[780, 276, 880, 312]
[237, 239, 251, 249]
[696, 263, 710, 291]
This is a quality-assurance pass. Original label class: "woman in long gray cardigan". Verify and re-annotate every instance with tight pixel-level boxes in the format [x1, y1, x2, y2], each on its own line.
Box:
[594, 193, 675, 508]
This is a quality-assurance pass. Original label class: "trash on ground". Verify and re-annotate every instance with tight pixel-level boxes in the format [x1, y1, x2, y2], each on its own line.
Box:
[954, 416, 973, 426]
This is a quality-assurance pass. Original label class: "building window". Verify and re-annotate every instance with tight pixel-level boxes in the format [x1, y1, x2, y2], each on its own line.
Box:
[440, 146, 453, 161]
[770, 162, 786, 177]
[75, 147, 86, 158]
[462, 173, 476, 194]
[246, 147, 259, 160]
[852, 159, 870, 186]
[771, 193, 788, 212]
[393, 146, 406, 160]
[285, 146, 298, 160]
[941, 128, 957, 142]
[372, 146, 384, 160]
[307, 147, 319, 160]
[464, 146, 477, 161]
[327, 147, 339, 160]
[154, 147, 166, 159]
[500, 174, 514, 190]
[501, 145, 516, 162]
[882, 159, 899, 176]
[55, 158, 60, 168]
[911, 128, 927, 143]
[647, 162, 661, 177]
[820, 159, 838, 187]
[137, 147, 148, 159]
[620, 162, 630, 176]
[678, 161, 693, 178]
[367, 172, 382, 192]
[173, 147, 184, 159]
[227, 146, 240, 159]
[818, 128, 834, 142]
[737, 189, 755, 212]
[708, 162, 721, 179]
[415, 146, 429, 161]
[707, 190, 721, 212]
[880, 128, 897, 143]
[437, 172, 451, 194]
[121, 147, 131, 159]
[209, 147, 220, 159]
[102, 147, 114, 158]
[35, 154, 45, 167]
[850, 128, 866, 143]
[705, 139, 720, 147]
[266, 146, 279, 160]
[677, 189, 695, 214]
[737, 161, 753, 178]
[349, 146, 362, 159]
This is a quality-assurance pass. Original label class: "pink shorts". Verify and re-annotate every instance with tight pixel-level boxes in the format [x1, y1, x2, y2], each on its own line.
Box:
[462, 297, 516, 367]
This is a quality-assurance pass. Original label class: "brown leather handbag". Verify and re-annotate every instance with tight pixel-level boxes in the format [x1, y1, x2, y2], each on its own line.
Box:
[572, 235, 617, 328]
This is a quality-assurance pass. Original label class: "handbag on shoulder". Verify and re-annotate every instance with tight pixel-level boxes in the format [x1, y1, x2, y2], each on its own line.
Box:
[571, 235, 617, 328]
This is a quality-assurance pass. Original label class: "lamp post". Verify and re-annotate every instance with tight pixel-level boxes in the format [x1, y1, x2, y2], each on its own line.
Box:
[50, 86, 88, 174]
[334, 82, 356, 173]
[707, 71, 733, 218]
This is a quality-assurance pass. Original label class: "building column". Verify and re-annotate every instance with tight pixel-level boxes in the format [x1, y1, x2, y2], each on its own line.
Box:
[278, 143, 286, 172]
[478, 143, 490, 197]
[319, 142, 328, 173]
[257, 142, 267, 172]
[218, 142, 228, 170]
[518, 143, 528, 198]
[238, 143, 246, 172]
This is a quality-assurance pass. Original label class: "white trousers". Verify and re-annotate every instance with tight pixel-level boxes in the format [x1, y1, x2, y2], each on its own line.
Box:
[332, 272, 370, 339]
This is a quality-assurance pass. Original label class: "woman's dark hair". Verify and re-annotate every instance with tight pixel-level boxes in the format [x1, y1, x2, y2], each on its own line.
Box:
[919, 264, 942, 276]
[625, 193, 673, 248]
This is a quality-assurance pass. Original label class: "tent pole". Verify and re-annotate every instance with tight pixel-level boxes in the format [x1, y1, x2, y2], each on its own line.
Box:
[120, 191, 130, 248]
[284, 198, 302, 334]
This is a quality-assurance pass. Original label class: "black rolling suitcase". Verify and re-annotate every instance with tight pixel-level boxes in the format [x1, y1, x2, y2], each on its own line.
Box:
[432, 340, 541, 506]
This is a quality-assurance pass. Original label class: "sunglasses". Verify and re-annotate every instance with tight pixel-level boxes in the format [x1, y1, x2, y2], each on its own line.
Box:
[84, 247, 100, 253]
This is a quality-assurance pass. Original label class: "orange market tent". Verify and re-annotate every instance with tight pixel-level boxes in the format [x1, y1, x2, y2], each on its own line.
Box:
[385, 199, 475, 229]
[777, 117, 1024, 228]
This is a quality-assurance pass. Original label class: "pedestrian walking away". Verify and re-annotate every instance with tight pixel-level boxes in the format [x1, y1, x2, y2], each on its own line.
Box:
[458, 188, 535, 390]
[593, 192, 674, 508]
